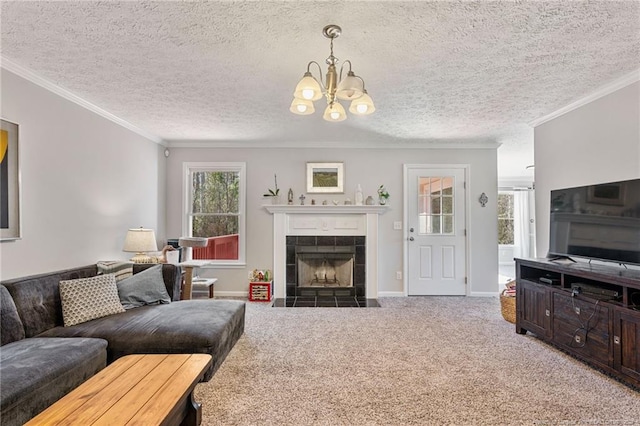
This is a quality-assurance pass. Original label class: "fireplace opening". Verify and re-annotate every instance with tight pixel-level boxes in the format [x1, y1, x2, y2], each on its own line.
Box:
[296, 246, 355, 289]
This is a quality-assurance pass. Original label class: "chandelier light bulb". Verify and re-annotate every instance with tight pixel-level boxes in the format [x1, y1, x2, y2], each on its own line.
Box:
[323, 102, 346, 122]
[290, 98, 315, 115]
[302, 89, 315, 100]
[349, 91, 375, 115]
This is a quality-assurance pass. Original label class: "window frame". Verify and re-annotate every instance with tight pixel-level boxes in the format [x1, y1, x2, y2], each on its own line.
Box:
[182, 162, 246, 267]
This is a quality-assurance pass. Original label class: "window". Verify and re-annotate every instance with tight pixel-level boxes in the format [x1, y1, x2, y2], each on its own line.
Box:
[498, 192, 514, 245]
[418, 176, 455, 234]
[183, 162, 246, 265]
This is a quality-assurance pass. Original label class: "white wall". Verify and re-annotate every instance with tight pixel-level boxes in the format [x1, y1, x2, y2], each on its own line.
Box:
[166, 146, 499, 296]
[0, 69, 166, 280]
[534, 81, 640, 258]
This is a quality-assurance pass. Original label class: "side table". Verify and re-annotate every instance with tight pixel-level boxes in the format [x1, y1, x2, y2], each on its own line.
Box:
[179, 260, 212, 300]
[192, 278, 218, 299]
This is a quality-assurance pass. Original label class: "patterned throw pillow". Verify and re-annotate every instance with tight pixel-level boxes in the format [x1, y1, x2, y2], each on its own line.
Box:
[59, 274, 126, 327]
[97, 261, 134, 282]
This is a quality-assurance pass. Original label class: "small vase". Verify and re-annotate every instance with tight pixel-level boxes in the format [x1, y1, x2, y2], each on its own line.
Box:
[379, 197, 387, 205]
[271, 195, 281, 205]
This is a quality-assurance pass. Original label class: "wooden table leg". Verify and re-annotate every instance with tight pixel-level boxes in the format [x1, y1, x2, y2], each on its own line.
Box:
[182, 266, 194, 300]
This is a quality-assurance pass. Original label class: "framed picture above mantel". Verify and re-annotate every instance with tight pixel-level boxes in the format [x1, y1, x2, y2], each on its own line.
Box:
[0, 119, 20, 241]
[306, 162, 344, 193]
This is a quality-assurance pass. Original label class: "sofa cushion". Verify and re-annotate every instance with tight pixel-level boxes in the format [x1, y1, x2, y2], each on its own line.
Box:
[97, 261, 134, 282]
[0, 337, 107, 425]
[39, 299, 246, 381]
[2, 266, 98, 337]
[0, 285, 25, 346]
[59, 274, 125, 327]
[117, 264, 171, 309]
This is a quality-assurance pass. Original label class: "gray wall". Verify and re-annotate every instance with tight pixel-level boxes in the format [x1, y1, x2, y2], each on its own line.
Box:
[534, 81, 640, 259]
[166, 146, 499, 296]
[0, 69, 166, 279]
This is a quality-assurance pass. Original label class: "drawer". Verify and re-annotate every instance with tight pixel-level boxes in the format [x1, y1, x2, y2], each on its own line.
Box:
[553, 292, 611, 366]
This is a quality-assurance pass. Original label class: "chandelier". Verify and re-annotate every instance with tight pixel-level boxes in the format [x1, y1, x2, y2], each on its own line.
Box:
[290, 25, 375, 122]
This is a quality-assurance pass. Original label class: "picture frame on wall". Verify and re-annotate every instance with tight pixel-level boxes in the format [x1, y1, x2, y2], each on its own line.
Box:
[1, 119, 21, 241]
[306, 162, 344, 193]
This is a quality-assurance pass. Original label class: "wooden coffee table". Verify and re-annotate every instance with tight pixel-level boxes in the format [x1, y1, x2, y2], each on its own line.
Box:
[25, 353, 212, 426]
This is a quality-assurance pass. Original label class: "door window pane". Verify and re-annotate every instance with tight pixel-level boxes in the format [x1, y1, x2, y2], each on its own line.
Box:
[418, 176, 455, 235]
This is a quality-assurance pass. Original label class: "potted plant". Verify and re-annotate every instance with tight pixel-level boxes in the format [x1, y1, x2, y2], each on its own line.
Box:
[263, 174, 280, 204]
[377, 185, 389, 205]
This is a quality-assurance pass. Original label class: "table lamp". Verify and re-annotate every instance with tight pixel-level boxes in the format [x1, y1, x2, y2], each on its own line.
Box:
[123, 228, 158, 263]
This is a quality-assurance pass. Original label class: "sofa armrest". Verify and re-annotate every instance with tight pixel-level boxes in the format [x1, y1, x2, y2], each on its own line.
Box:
[132, 264, 182, 301]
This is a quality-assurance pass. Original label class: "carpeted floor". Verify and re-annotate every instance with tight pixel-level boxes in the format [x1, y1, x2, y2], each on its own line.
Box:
[195, 297, 640, 425]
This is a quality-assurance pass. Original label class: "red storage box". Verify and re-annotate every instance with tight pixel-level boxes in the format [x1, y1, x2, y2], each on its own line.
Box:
[249, 281, 273, 302]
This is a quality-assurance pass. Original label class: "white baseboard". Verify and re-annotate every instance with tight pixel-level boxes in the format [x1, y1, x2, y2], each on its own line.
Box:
[211, 291, 249, 298]
[377, 291, 406, 297]
[469, 291, 500, 297]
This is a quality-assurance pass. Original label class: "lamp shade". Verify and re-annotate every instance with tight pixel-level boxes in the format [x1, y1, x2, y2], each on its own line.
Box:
[289, 98, 315, 115]
[123, 228, 158, 253]
[293, 72, 323, 101]
[336, 71, 364, 100]
[123, 228, 158, 263]
[349, 91, 376, 115]
[323, 102, 347, 122]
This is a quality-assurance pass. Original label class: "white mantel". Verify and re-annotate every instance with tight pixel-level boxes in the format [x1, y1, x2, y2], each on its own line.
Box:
[264, 204, 388, 299]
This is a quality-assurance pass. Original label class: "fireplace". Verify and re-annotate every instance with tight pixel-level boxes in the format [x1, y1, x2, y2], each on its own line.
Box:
[287, 237, 365, 297]
[265, 205, 387, 300]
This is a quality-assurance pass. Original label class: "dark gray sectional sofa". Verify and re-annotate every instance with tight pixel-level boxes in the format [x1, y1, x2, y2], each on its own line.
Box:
[0, 263, 245, 426]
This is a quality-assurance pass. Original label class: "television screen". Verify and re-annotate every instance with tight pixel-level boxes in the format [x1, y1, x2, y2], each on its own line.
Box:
[549, 178, 640, 265]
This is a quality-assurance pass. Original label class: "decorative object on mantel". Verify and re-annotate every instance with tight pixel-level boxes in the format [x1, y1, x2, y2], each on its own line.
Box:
[299, 194, 306, 205]
[311, 199, 316, 205]
[355, 184, 363, 205]
[322, 200, 328, 205]
[332, 200, 339, 205]
[365, 195, 375, 205]
[263, 174, 281, 204]
[123, 227, 158, 263]
[344, 199, 352, 205]
[287, 188, 294, 205]
[377, 185, 390, 205]
[289, 24, 375, 122]
[479, 192, 489, 207]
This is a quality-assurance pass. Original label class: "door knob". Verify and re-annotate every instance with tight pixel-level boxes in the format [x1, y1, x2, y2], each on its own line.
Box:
[409, 228, 414, 232]
[409, 237, 414, 241]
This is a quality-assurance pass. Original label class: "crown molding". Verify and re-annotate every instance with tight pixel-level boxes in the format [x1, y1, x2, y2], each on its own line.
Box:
[528, 69, 640, 128]
[165, 139, 501, 150]
[1, 56, 165, 145]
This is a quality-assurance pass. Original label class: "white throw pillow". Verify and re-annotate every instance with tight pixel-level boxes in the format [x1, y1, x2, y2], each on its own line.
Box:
[59, 274, 125, 327]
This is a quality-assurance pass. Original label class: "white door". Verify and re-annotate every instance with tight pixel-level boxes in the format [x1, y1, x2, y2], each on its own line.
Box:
[406, 167, 467, 295]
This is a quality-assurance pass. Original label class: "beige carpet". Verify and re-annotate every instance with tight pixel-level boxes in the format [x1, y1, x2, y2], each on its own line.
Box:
[195, 297, 640, 425]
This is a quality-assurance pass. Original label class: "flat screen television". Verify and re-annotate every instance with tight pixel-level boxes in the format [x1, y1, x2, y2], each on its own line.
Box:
[548, 178, 640, 266]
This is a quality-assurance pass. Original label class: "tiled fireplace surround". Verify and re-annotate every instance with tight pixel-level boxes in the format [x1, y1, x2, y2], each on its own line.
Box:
[265, 205, 387, 300]
[287, 235, 365, 297]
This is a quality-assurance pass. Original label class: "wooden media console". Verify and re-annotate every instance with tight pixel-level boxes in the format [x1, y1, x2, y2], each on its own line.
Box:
[516, 258, 640, 389]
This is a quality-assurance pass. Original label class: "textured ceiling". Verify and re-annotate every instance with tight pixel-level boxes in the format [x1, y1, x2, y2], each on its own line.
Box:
[2, 1, 639, 178]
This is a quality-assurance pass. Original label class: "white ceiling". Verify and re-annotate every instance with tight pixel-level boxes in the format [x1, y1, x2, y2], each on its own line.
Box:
[2, 1, 639, 179]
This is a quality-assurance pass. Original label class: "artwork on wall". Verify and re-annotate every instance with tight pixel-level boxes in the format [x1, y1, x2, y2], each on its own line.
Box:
[1, 119, 21, 241]
[306, 162, 344, 193]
